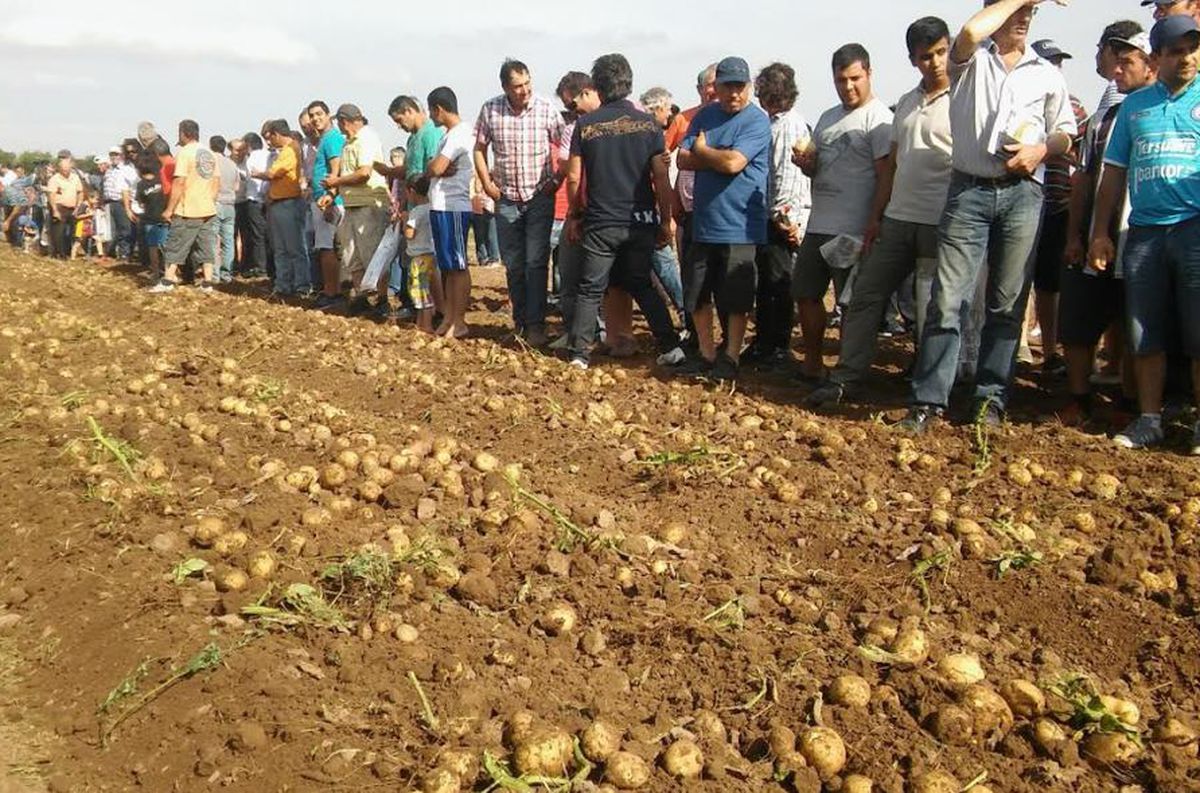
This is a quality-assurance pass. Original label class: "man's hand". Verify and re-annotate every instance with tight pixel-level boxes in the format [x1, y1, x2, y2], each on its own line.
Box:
[316, 194, 333, 211]
[1088, 235, 1115, 273]
[1063, 236, 1086, 267]
[161, 208, 173, 224]
[539, 177, 560, 197]
[565, 216, 583, 245]
[862, 218, 882, 258]
[1003, 142, 1048, 177]
[482, 179, 502, 202]
[791, 143, 817, 176]
[693, 131, 709, 154]
[657, 217, 676, 249]
[658, 152, 671, 169]
[320, 175, 338, 190]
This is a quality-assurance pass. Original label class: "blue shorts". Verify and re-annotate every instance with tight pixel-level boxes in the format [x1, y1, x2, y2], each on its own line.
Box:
[1122, 214, 1200, 357]
[144, 222, 169, 248]
[430, 210, 471, 272]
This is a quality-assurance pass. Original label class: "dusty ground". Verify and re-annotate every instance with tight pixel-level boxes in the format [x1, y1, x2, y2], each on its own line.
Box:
[0, 247, 1198, 793]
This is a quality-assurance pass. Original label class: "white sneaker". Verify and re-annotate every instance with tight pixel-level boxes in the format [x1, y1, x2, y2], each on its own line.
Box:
[148, 281, 175, 294]
[197, 284, 214, 294]
[656, 346, 686, 366]
[569, 358, 589, 371]
[1114, 415, 1164, 449]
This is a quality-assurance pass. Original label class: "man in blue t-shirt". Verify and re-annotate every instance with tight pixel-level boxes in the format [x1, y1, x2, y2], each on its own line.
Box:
[676, 56, 771, 381]
[1090, 14, 1200, 452]
[307, 100, 346, 309]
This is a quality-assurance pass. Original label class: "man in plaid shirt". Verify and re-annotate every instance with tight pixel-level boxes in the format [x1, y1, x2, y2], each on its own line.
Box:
[474, 59, 567, 346]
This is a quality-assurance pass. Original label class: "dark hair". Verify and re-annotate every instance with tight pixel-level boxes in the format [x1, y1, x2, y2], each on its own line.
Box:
[149, 139, 171, 157]
[556, 71, 592, 99]
[407, 173, 431, 196]
[500, 58, 529, 87]
[832, 43, 871, 72]
[306, 99, 329, 114]
[288, 130, 303, 143]
[135, 152, 160, 176]
[1101, 19, 1143, 46]
[755, 63, 798, 112]
[178, 119, 200, 141]
[427, 86, 459, 115]
[591, 54, 633, 103]
[388, 95, 422, 116]
[906, 17, 951, 56]
[264, 119, 290, 138]
[209, 135, 227, 153]
[243, 132, 263, 151]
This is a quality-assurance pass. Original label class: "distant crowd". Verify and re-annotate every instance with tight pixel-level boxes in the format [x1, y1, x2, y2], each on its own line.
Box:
[3, 0, 1200, 454]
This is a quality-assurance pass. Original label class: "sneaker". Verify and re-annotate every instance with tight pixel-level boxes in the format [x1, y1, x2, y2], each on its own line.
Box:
[656, 346, 686, 367]
[394, 306, 415, 321]
[548, 334, 570, 351]
[346, 294, 372, 316]
[710, 353, 739, 382]
[896, 405, 944, 435]
[739, 343, 772, 364]
[672, 355, 712, 379]
[148, 280, 175, 294]
[313, 293, 344, 311]
[1191, 421, 1200, 457]
[197, 283, 215, 294]
[526, 326, 549, 348]
[1114, 415, 1164, 449]
[804, 381, 845, 409]
[972, 399, 1004, 429]
[568, 358, 589, 371]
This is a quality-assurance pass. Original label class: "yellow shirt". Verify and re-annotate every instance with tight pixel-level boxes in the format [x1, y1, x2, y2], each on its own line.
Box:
[47, 172, 84, 208]
[339, 125, 389, 207]
[267, 143, 302, 200]
[174, 141, 218, 218]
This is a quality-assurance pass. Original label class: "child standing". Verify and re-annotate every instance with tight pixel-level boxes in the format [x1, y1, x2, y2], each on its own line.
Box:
[134, 157, 168, 282]
[70, 196, 96, 259]
[404, 174, 436, 334]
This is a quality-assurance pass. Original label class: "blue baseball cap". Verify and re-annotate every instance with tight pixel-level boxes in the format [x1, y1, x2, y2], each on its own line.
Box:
[715, 56, 751, 85]
[1150, 14, 1200, 52]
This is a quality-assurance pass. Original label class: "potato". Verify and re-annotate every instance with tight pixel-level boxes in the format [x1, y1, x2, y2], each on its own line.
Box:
[937, 653, 985, 689]
[692, 710, 726, 745]
[505, 710, 537, 747]
[421, 768, 461, 793]
[395, 624, 420, 643]
[767, 724, 796, 757]
[248, 551, 276, 579]
[845, 775, 874, 793]
[320, 463, 348, 489]
[193, 516, 226, 548]
[514, 727, 574, 777]
[1082, 731, 1142, 767]
[959, 685, 1013, 747]
[798, 727, 846, 781]
[301, 506, 332, 527]
[336, 450, 361, 472]
[1099, 695, 1140, 727]
[437, 749, 479, 782]
[216, 568, 248, 592]
[908, 770, 959, 793]
[1088, 473, 1121, 500]
[1153, 718, 1199, 756]
[472, 451, 499, 473]
[661, 739, 703, 778]
[580, 721, 622, 763]
[1032, 718, 1070, 757]
[929, 704, 974, 746]
[999, 679, 1045, 718]
[358, 480, 383, 503]
[213, 530, 249, 557]
[538, 603, 578, 636]
[863, 616, 898, 647]
[890, 619, 929, 668]
[827, 675, 872, 708]
[604, 751, 650, 789]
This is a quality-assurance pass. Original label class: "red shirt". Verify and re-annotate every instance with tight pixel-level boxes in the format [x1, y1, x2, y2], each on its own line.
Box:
[159, 156, 176, 197]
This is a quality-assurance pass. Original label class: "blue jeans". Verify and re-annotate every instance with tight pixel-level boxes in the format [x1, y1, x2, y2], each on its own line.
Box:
[912, 174, 1044, 410]
[213, 203, 236, 282]
[496, 193, 554, 331]
[473, 211, 499, 262]
[267, 198, 309, 294]
[652, 245, 685, 311]
[1123, 215, 1200, 357]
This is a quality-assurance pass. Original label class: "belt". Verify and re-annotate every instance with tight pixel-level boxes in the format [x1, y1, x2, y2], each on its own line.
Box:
[952, 170, 1026, 188]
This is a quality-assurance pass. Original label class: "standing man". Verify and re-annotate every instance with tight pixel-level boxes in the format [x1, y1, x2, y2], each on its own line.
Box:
[306, 101, 346, 309]
[1143, 0, 1200, 24]
[792, 44, 894, 381]
[474, 59, 566, 346]
[807, 17, 955, 407]
[210, 136, 240, 284]
[153, 119, 219, 293]
[239, 132, 271, 277]
[898, 0, 1078, 433]
[745, 62, 811, 370]
[563, 53, 684, 370]
[323, 103, 390, 315]
[425, 87, 476, 338]
[102, 146, 136, 260]
[47, 155, 86, 260]
[261, 120, 309, 297]
[388, 95, 446, 314]
[675, 56, 772, 381]
[1090, 16, 1200, 450]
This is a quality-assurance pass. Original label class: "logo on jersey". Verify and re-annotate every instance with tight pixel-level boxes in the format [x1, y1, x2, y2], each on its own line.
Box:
[1191, 104, 1200, 122]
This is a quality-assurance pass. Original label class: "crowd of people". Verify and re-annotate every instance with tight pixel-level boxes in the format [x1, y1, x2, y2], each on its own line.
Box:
[2, 0, 1199, 453]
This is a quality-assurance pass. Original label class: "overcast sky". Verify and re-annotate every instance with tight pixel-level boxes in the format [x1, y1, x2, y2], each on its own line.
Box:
[0, 0, 1154, 157]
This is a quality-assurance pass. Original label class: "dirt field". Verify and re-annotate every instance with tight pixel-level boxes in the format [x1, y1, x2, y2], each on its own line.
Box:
[1, 247, 1198, 793]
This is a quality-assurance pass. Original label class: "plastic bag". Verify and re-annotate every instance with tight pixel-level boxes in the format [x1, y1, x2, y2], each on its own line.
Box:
[360, 223, 401, 291]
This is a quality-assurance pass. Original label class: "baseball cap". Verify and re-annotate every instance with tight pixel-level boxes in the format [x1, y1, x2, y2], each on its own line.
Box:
[108, 146, 122, 155]
[92, 155, 105, 165]
[1150, 14, 1200, 51]
[1141, 0, 1179, 5]
[1032, 39, 1072, 60]
[1109, 31, 1153, 55]
[335, 103, 365, 122]
[714, 56, 751, 85]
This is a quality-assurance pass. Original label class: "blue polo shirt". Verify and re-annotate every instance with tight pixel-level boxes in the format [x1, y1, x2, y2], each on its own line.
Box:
[682, 103, 771, 245]
[1103, 76, 1200, 227]
[312, 127, 346, 204]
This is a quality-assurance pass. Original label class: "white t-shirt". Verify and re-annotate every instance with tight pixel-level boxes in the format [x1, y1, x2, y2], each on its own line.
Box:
[806, 97, 893, 237]
[406, 203, 434, 255]
[429, 122, 475, 213]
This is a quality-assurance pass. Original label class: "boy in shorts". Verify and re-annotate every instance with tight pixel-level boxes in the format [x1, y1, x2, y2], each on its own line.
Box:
[404, 175, 436, 333]
[135, 157, 169, 282]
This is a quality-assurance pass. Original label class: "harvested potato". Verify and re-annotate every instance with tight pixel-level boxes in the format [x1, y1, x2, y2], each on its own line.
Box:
[937, 653, 985, 689]
[320, 463, 347, 489]
[845, 775, 874, 793]
[505, 711, 537, 747]
[513, 728, 574, 777]
[421, 768, 461, 793]
[692, 710, 726, 745]
[959, 685, 1013, 747]
[999, 679, 1045, 718]
[661, 739, 703, 779]
[193, 516, 226, 548]
[215, 568, 248, 593]
[1099, 695, 1140, 727]
[798, 727, 846, 780]
[604, 752, 650, 789]
[213, 530, 248, 557]
[929, 704, 974, 746]
[1153, 718, 1199, 756]
[437, 749, 479, 783]
[827, 675, 872, 708]
[908, 770, 960, 793]
[580, 721, 621, 763]
[890, 619, 929, 668]
[767, 724, 796, 758]
[538, 602, 578, 636]
[1082, 731, 1142, 767]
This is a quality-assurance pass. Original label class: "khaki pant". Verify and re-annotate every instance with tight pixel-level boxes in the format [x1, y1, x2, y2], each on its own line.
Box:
[339, 202, 388, 291]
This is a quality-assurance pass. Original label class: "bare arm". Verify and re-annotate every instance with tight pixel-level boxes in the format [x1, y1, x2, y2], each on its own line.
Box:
[862, 148, 896, 255]
[474, 142, 501, 201]
[1086, 164, 1127, 272]
[163, 177, 185, 219]
[427, 154, 453, 178]
[1063, 167, 1095, 264]
[690, 133, 749, 175]
[953, 0, 1049, 63]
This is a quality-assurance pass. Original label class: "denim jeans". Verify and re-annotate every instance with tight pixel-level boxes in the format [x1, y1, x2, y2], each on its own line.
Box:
[266, 198, 310, 294]
[569, 225, 680, 363]
[831, 217, 938, 386]
[236, 200, 268, 274]
[556, 236, 584, 330]
[473, 211, 499, 262]
[912, 175, 1044, 410]
[107, 200, 132, 259]
[1123, 215, 1200, 357]
[651, 245, 685, 311]
[496, 193, 554, 332]
[213, 203, 236, 282]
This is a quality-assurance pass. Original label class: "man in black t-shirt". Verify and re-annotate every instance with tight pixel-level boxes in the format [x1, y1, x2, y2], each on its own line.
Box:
[564, 53, 684, 369]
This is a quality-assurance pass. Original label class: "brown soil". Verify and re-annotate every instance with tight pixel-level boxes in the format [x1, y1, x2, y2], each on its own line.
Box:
[0, 248, 1198, 793]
